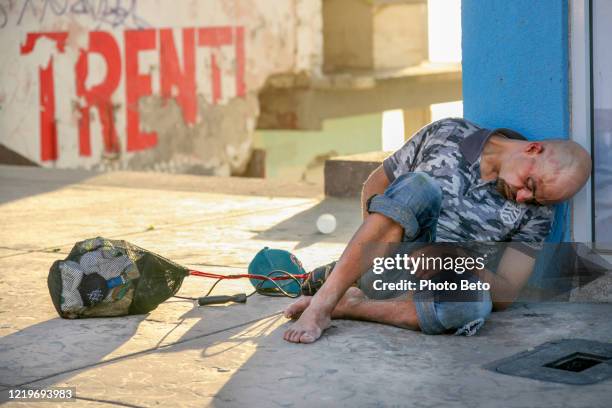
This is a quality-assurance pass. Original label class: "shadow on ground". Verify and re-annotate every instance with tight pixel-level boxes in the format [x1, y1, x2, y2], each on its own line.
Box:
[0, 166, 98, 205]
[2, 301, 612, 407]
[0, 315, 143, 389]
[209, 302, 612, 407]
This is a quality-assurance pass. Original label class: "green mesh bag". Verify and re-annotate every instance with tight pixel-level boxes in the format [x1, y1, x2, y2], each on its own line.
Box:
[48, 237, 189, 319]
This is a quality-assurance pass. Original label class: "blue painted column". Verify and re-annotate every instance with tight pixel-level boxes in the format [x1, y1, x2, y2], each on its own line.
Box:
[462, 0, 570, 242]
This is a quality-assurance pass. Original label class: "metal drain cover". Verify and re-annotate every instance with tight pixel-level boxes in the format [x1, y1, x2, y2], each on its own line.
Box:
[485, 339, 612, 385]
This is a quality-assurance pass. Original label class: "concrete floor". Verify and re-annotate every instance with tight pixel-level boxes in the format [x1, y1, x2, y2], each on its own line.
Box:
[0, 165, 610, 408]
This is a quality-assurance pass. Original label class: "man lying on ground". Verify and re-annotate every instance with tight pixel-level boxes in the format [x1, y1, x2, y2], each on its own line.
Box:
[283, 118, 591, 343]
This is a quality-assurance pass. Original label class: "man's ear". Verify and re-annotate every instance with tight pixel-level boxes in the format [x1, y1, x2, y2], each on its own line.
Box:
[524, 142, 544, 156]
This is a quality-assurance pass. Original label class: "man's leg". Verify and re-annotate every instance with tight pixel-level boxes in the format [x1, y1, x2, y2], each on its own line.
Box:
[286, 287, 420, 330]
[286, 277, 492, 336]
[283, 213, 404, 343]
[283, 173, 442, 343]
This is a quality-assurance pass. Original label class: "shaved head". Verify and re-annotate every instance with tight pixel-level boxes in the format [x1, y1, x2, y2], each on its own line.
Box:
[491, 137, 591, 206]
[535, 140, 592, 204]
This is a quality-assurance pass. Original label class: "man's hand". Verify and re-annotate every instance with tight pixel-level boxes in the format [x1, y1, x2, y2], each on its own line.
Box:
[473, 245, 536, 310]
[410, 244, 536, 311]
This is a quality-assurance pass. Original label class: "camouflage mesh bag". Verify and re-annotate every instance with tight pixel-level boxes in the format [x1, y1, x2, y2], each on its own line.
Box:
[48, 237, 189, 319]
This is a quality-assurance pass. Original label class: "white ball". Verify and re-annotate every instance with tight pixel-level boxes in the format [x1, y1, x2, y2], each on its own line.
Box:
[316, 213, 337, 234]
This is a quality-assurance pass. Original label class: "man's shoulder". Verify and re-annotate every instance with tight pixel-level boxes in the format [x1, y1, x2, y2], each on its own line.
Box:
[386, 117, 484, 180]
[421, 117, 482, 145]
[430, 117, 481, 133]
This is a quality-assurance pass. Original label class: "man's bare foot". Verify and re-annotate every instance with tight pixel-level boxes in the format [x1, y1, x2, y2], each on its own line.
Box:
[283, 304, 331, 344]
[332, 287, 367, 319]
[284, 296, 312, 319]
[283, 287, 367, 320]
[282, 287, 368, 344]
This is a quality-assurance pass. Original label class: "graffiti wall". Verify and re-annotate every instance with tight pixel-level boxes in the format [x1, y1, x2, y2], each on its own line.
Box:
[0, 0, 321, 175]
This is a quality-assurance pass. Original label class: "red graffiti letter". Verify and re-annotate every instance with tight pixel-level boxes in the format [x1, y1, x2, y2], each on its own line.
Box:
[125, 29, 157, 151]
[160, 28, 196, 124]
[234, 26, 245, 97]
[20, 32, 68, 162]
[198, 27, 232, 104]
[75, 31, 122, 156]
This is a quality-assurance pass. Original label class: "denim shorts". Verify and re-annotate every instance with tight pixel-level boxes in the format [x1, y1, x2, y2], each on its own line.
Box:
[359, 266, 493, 336]
[413, 275, 493, 335]
[365, 172, 492, 336]
[367, 172, 442, 242]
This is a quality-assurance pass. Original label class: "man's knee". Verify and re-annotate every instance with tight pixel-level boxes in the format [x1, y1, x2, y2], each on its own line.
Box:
[367, 172, 442, 240]
[415, 290, 492, 336]
[386, 173, 442, 212]
[437, 297, 492, 332]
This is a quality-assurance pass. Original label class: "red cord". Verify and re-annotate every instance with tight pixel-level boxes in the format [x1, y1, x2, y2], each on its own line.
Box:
[189, 269, 309, 281]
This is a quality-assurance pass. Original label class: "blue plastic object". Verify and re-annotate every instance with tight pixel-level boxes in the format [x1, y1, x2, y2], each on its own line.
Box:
[106, 275, 126, 289]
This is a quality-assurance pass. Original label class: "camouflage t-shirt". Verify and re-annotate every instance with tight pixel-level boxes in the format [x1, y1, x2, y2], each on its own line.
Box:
[383, 118, 554, 244]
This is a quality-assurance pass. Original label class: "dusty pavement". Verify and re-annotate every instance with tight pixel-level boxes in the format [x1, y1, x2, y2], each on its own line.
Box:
[0, 165, 611, 408]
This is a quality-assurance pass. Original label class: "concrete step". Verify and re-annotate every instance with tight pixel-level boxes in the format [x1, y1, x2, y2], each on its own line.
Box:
[257, 63, 461, 130]
[324, 151, 389, 197]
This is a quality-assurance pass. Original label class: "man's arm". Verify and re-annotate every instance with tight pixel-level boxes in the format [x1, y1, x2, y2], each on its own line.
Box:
[361, 165, 390, 220]
[363, 119, 444, 220]
[483, 204, 553, 310]
[476, 246, 536, 311]
[412, 244, 536, 311]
